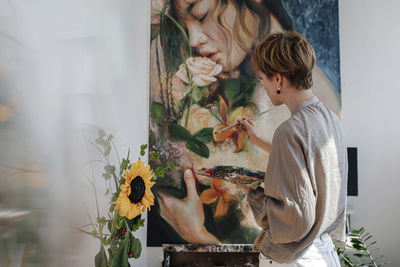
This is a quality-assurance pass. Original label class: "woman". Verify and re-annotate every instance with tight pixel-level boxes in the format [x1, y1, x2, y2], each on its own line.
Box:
[150, 0, 342, 245]
[239, 32, 347, 266]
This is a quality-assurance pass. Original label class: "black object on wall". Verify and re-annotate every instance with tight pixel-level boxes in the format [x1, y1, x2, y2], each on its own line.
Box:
[347, 147, 358, 196]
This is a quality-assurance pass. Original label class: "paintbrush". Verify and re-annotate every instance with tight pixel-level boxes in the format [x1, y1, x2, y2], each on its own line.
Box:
[214, 108, 274, 134]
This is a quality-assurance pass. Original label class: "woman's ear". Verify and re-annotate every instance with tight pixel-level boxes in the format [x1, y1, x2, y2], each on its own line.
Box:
[275, 73, 282, 87]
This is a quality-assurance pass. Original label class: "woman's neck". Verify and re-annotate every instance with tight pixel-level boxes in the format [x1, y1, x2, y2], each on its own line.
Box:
[284, 88, 315, 113]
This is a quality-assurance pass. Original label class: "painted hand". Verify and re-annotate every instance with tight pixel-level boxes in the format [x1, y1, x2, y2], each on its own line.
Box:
[158, 169, 220, 244]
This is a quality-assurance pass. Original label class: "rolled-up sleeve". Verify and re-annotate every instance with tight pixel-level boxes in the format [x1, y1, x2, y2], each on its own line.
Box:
[247, 186, 269, 227]
[249, 126, 316, 244]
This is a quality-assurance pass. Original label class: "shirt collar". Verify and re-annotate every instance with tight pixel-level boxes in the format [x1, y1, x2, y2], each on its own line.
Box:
[291, 96, 319, 115]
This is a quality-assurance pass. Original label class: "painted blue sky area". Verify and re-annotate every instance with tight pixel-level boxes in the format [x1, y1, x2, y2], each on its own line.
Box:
[281, 0, 341, 93]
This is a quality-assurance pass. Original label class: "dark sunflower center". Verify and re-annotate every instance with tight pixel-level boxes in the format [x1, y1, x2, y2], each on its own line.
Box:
[128, 176, 146, 204]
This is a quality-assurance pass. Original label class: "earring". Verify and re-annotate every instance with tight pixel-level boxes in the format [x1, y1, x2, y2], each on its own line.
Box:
[277, 86, 281, 94]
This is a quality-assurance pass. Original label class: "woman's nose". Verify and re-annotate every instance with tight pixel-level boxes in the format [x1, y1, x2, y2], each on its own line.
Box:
[187, 22, 207, 48]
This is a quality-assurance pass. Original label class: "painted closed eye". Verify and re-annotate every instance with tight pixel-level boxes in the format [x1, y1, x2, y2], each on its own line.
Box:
[198, 11, 209, 23]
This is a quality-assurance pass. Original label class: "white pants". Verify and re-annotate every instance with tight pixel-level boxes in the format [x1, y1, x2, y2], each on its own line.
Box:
[259, 233, 341, 267]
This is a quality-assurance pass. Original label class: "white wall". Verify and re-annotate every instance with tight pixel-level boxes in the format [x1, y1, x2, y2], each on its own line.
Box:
[2, 0, 400, 266]
[340, 0, 400, 266]
[0, 0, 151, 266]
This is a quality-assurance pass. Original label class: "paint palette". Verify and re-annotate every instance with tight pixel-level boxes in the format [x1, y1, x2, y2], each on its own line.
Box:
[195, 165, 265, 190]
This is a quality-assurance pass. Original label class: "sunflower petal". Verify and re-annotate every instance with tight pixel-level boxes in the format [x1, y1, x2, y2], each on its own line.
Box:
[120, 183, 130, 194]
[200, 188, 219, 204]
[127, 204, 140, 220]
[215, 198, 229, 217]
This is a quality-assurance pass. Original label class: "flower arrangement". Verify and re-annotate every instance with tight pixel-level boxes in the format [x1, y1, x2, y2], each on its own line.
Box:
[75, 129, 173, 267]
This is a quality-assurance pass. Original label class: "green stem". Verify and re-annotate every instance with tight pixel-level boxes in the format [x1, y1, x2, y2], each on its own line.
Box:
[184, 93, 193, 128]
[123, 218, 130, 238]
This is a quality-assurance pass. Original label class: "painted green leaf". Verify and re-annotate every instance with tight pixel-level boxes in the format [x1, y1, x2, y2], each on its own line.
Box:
[168, 123, 192, 141]
[111, 238, 129, 267]
[185, 138, 209, 158]
[224, 79, 241, 100]
[151, 102, 167, 124]
[192, 86, 209, 102]
[193, 127, 214, 143]
[152, 152, 160, 161]
[224, 77, 256, 107]
[95, 244, 108, 267]
[167, 162, 175, 170]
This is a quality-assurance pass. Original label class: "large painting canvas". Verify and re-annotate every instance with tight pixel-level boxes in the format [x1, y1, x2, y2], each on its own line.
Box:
[148, 0, 341, 246]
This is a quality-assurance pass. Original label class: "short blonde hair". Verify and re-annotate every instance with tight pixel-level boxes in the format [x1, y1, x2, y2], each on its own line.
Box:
[253, 31, 316, 89]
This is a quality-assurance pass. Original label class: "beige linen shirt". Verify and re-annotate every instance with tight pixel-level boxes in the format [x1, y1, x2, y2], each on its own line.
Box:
[247, 96, 348, 263]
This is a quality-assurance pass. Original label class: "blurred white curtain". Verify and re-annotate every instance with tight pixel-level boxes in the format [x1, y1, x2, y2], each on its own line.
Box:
[0, 0, 150, 266]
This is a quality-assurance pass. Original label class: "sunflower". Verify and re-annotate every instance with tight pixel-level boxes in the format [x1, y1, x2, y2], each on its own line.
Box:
[113, 159, 155, 219]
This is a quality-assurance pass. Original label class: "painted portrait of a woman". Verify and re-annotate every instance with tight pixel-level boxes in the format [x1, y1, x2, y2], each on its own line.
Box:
[148, 0, 341, 245]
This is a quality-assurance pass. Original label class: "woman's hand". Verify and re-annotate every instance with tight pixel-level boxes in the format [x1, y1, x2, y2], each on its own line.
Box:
[237, 117, 272, 153]
[158, 169, 220, 244]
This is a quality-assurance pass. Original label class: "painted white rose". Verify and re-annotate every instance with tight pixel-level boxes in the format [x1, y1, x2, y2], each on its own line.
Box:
[176, 57, 223, 87]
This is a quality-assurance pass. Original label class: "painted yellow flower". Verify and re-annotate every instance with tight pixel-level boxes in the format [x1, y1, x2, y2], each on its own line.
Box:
[113, 159, 155, 219]
[213, 96, 248, 153]
[200, 179, 233, 217]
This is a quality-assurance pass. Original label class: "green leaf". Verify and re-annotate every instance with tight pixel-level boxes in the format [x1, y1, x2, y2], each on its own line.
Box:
[151, 102, 167, 124]
[108, 248, 115, 263]
[95, 244, 108, 267]
[91, 230, 97, 238]
[102, 173, 111, 180]
[140, 144, 147, 156]
[155, 166, 166, 178]
[131, 238, 142, 259]
[98, 129, 106, 138]
[96, 137, 105, 146]
[152, 152, 160, 161]
[185, 138, 209, 158]
[168, 123, 192, 141]
[107, 134, 114, 141]
[111, 238, 130, 267]
[167, 162, 175, 170]
[140, 144, 148, 151]
[192, 86, 209, 102]
[120, 157, 130, 175]
[104, 145, 111, 156]
[105, 165, 116, 174]
[193, 127, 213, 143]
